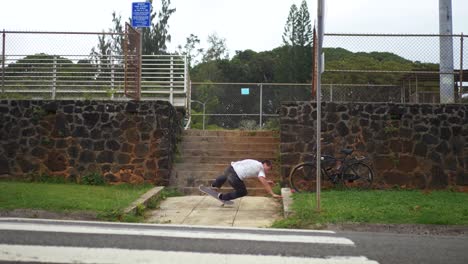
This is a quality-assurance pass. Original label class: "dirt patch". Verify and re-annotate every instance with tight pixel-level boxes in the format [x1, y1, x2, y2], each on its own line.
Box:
[326, 223, 468, 236]
[0, 209, 98, 221]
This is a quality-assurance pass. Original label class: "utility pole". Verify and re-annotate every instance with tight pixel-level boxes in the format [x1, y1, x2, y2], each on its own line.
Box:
[439, 0, 455, 103]
[316, 0, 325, 212]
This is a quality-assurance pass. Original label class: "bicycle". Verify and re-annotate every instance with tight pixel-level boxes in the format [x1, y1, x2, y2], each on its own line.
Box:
[289, 148, 374, 193]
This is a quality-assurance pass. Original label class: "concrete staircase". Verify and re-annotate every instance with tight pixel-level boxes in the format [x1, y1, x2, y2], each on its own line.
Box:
[170, 130, 280, 195]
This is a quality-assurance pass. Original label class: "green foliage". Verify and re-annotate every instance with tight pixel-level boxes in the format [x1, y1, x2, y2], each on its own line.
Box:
[264, 119, 280, 131]
[239, 120, 258, 130]
[0, 93, 30, 99]
[0, 182, 152, 214]
[22, 173, 69, 184]
[272, 190, 468, 228]
[135, 204, 146, 216]
[272, 182, 282, 195]
[80, 172, 106, 186]
[202, 33, 229, 62]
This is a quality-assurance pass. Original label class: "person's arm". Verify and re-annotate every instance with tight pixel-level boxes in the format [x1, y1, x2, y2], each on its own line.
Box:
[258, 177, 282, 198]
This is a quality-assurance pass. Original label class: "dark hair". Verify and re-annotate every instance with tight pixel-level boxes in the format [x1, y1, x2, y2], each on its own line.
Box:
[261, 160, 273, 168]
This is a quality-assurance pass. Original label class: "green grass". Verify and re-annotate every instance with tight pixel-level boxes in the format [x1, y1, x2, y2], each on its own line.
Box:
[0, 181, 152, 214]
[273, 190, 468, 228]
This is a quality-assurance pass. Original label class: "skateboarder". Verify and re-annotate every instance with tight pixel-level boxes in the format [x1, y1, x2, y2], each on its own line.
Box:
[210, 159, 282, 201]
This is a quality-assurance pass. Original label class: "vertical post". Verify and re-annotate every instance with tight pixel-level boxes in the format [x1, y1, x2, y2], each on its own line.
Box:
[415, 74, 419, 103]
[330, 84, 333, 102]
[184, 55, 188, 93]
[316, 0, 325, 212]
[111, 52, 115, 100]
[52, 56, 57, 100]
[138, 28, 142, 101]
[170, 56, 174, 104]
[259, 83, 263, 129]
[439, 0, 455, 103]
[202, 102, 206, 130]
[2, 29, 5, 94]
[460, 33, 464, 102]
[401, 81, 405, 103]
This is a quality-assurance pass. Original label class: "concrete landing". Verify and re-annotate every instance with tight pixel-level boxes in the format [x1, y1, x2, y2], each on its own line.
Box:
[146, 196, 282, 228]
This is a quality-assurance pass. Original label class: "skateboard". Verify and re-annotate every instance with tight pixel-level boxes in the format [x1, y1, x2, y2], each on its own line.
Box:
[199, 185, 234, 206]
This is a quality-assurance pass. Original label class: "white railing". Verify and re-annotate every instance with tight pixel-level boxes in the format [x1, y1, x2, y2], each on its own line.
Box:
[1, 54, 188, 107]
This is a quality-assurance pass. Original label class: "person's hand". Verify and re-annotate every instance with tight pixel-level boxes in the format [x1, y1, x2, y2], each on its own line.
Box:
[271, 193, 282, 199]
[267, 180, 275, 185]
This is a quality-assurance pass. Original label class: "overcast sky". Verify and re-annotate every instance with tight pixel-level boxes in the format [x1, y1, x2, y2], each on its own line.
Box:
[1, 0, 467, 57]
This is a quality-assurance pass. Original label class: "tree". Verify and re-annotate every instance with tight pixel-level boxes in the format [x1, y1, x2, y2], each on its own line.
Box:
[202, 33, 229, 62]
[177, 34, 204, 68]
[95, 0, 176, 57]
[140, 0, 176, 55]
[282, 4, 298, 46]
[281, 0, 313, 83]
[297, 0, 313, 47]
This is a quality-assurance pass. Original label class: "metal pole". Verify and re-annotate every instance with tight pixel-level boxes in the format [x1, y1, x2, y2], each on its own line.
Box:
[460, 33, 464, 102]
[2, 29, 5, 94]
[415, 74, 419, 103]
[259, 83, 263, 129]
[138, 28, 142, 101]
[439, 0, 455, 103]
[316, 0, 325, 212]
[111, 52, 115, 100]
[202, 102, 206, 130]
[52, 56, 57, 100]
[170, 56, 174, 104]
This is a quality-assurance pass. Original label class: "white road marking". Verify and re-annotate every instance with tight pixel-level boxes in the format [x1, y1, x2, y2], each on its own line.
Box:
[0, 244, 379, 264]
[0, 217, 336, 234]
[0, 222, 354, 245]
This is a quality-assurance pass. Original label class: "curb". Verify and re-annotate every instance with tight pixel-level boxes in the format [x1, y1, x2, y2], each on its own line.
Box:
[281, 188, 294, 218]
[124, 186, 164, 214]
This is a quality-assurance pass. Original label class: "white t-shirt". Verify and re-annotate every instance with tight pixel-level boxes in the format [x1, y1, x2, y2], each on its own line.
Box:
[231, 159, 266, 181]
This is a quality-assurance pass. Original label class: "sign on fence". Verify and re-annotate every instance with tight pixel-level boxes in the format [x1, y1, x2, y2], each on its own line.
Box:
[132, 2, 151, 28]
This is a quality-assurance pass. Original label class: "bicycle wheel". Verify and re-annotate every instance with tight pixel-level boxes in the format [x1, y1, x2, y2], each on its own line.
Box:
[342, 162, 373, 189]
[289, 163, 318, 193]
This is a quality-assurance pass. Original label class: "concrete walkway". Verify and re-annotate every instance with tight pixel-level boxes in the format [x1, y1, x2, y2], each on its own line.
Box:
[146, 195, 282, 228]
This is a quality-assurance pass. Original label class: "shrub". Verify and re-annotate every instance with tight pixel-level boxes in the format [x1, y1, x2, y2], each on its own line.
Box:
[81, 172, 106, 186]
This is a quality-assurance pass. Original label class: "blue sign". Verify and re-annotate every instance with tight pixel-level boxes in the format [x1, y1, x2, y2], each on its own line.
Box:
[241, 88, 250, 95]
[132, 2, 151, 28]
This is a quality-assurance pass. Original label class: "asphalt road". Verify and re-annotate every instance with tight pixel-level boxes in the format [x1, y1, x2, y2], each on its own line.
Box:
[0, 218, 466, 264]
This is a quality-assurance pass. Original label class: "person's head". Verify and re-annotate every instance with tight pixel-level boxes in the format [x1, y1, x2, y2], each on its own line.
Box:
[261, 160, 273, 173]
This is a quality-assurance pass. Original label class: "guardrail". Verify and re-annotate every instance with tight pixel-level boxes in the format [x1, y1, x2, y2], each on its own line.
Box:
[1, 53, 188, 107]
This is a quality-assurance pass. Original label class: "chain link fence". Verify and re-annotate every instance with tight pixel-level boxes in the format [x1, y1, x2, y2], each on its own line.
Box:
[189, 34, 466, 129]
[323, 33, 467, 104]
[190, 83, 312, 130]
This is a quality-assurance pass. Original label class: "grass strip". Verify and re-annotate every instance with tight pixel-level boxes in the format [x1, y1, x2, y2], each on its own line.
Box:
[273, 190, 468, 228]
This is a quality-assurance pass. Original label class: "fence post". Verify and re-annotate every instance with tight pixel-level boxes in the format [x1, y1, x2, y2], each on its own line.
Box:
[415, 74, 419, 103]
[460, 33, 464, 102]
[330, 84, 333, 102]
[170, 56, 174, 104]
[259, 83, 263, 129]
[52, 56, 57, 100]
[111, 52, 115, 100]
[1, 29, 5, 94]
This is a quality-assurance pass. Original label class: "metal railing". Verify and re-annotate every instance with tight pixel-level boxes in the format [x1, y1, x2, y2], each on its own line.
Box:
[1, 30, 188, 107]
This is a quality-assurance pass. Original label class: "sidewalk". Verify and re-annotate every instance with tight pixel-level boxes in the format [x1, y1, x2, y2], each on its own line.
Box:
[145, 195, 282, 228]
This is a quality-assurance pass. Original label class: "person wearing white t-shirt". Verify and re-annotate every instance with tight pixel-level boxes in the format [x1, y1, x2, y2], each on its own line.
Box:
[210, 159, 282, 201]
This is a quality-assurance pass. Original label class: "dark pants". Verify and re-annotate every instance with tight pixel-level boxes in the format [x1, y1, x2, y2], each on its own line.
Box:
[211, 166, 247, 201]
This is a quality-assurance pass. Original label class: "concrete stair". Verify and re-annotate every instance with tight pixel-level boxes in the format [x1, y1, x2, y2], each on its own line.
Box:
[170, 130, 280, 196]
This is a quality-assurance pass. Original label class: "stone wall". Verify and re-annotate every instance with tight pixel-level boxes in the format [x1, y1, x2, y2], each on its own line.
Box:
[0, 100, 182, 185]
[280, 102, 468, 189]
